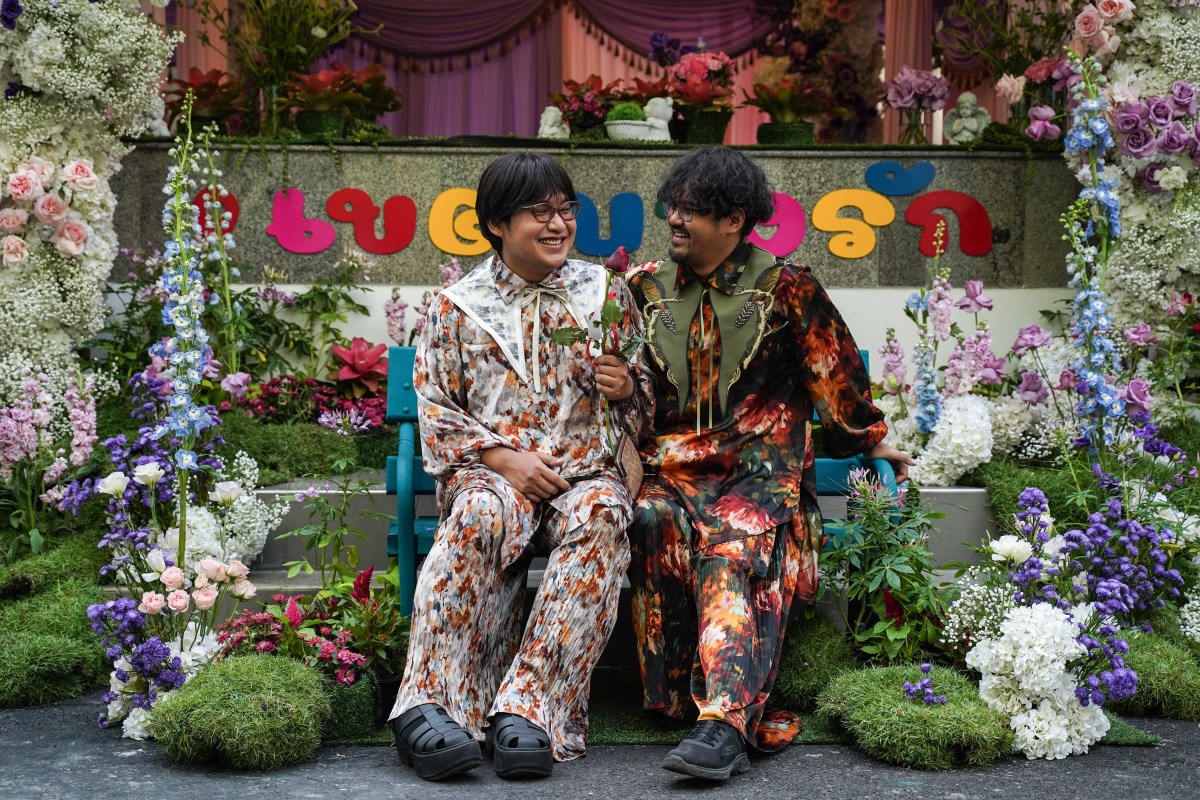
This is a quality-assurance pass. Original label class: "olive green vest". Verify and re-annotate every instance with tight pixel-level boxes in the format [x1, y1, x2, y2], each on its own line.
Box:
[638, 246, 783, 421]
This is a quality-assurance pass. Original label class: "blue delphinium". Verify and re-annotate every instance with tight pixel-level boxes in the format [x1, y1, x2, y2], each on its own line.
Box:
[913, 340, 941, 434]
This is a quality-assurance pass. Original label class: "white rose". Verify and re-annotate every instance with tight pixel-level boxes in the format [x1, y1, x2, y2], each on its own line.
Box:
[133, 461, 166, 486]
[213, 480, 242, 504]
[97, 471, 130, 497]
[989, 534, 1034, 564]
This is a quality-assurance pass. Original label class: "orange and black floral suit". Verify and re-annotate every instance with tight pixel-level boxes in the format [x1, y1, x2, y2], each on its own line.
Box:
[627, 241, 886, 750]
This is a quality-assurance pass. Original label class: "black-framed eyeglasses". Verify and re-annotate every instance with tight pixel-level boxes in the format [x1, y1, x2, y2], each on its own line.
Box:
[521, 200, 582, 223]
[665, 204, 699, 222]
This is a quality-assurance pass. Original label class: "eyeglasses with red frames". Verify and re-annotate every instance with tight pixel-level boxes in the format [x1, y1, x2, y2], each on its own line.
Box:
[520, 200, 583, 223]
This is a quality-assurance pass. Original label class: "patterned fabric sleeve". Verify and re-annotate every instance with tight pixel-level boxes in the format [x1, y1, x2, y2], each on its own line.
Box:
[414, 294, 509, 479]
[610, 275, 656, 444]
[785, 264, 888, 458]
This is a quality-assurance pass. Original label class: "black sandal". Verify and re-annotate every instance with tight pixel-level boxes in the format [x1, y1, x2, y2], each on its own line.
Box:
[485, 713, 554, 778]
[392, 703, 483, 780]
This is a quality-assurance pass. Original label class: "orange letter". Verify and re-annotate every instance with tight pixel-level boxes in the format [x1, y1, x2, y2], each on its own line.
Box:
[810, 189, 895, 259]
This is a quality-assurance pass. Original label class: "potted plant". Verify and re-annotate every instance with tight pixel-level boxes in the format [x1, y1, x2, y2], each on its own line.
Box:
[667, 50, 738, 144]
[741, 77, 835, 146]
[279, 68, 367, 138]
[164, 68, 245, 133]
[330, 61, 402, 123]
[604, 101, 654, 142]
[550, 74, 622, 141]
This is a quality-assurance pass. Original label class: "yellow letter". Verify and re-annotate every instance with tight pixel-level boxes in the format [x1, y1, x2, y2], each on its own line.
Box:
[428, 188, 490, 256]
[810, 189, 896, 259]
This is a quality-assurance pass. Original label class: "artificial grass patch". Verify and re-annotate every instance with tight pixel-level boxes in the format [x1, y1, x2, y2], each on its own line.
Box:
[817, 664, 1014, 769]
[153, 655, 331, 770]
[1110, 632, 1200, 720]
[963, 459, 1087, 531]
[1100, 711, 1161, 745]
[216, 414, 359, 485]
[773, 614, 858, 713]
[0, 578, 108, 707]
[0, 530, 105, 601]
[321, 672, 378, 745]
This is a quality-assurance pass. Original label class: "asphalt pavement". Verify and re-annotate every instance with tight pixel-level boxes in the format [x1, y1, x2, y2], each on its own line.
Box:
[2, 690, 1198, 800]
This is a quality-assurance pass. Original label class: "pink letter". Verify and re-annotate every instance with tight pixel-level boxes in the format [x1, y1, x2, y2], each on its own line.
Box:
[265, 188, 336, 254]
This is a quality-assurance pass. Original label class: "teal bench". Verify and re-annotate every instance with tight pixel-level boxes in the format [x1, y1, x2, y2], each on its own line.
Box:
[385, 345, 897, 615]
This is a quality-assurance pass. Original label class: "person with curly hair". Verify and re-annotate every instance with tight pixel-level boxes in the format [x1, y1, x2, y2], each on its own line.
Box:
[625, 147, 913, 781]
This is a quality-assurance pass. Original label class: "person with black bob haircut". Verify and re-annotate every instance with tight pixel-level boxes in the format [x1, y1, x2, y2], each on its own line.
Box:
[388, 152, 654, 781]
[626, 146, 914, 781]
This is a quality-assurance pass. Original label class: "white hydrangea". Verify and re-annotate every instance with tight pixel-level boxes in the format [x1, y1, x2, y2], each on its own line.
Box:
[1179, 587, 1200, 644]
[876, 392, 922, 454]
[989, 395, 1032, 458]
[909, 394, 993, 486]
[966, 603, 1110, 759]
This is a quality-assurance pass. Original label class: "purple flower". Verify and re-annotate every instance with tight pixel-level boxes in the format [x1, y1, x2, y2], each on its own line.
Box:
[980, 353, 1007, 385]
[1138, 164, 1164, 194]
[954, 280, 994, 313]
[1011, 324, 1052, 355]
[1122, 322, 1157, 346]
[220, 371, 251, 398]
[885, 66, 917, 110]
[1117, 377, 1153, 414]
[1157, 121, 1193, 155]
[0, 0, 22, 31]
[1147, 96, 1176, 128]
[318, 408, 370, 436]
[1113, 101, 1147, 133]
[1017, 371, 1049, 405]
[1026, 105, 1061, 141]
[1169, 81, 1197, 117]
[1119, 126, 1159, 158]
[1056, 369, 1078, 391]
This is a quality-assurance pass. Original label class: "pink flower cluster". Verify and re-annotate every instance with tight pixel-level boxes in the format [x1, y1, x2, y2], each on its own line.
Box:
[944, 329, 994, 397]
[138, 557, 255, 616]
[883, 66, 950, 112]
[879, 331, 906, 394]
[668, 51, 738, 107]
[302, 628, 368, 685]
[384, 287, 409, 345]
[1071, 1, 1135, 58]
[1, 156, 97, 267]
[927, 275, 954, 342]
[0, 370, 53, 479]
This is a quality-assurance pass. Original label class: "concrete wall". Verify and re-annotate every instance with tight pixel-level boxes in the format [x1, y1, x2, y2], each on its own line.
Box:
[111, 143, 1078, 289]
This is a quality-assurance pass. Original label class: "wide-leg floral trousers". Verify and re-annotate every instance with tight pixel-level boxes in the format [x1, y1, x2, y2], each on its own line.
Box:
[390, 467, 630, 762]
[628, 478, 812, 751]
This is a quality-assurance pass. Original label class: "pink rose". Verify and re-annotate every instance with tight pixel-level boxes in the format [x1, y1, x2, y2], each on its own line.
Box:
[231, 579, 256, 600]
[61, 159, 98, 191]
[1096, 0, 1134, 24]
[0, 208, 28, 233]
[1090, 29, 1120, 58]
[54, 220, 89, 257]
[193, 572, 210, 589]
[1075, 5, 1103, 40]
[995, 74, 1027, 106]
[1026, 105, 1062, 141]
[6, 171, 44, 204]
[19, 157, 55, 189]
[192, 584, 219, 610]
[197, 558, 229, 582]
[33, 193, 69, 225]
[161, 566, 185, 589]
[138, 591, 166, 615]
[226, 558, 250, 579]
[2, 235, 30, 267]
[166, 588, 190, 612]
[1123, 322, 1158, 346]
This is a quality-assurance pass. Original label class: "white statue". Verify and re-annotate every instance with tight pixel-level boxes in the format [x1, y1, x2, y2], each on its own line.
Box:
[137, 94, 172, 138]
[537, 105, 570, 139]
[643, 96, 674, 142]
[945, 91, 991, 145]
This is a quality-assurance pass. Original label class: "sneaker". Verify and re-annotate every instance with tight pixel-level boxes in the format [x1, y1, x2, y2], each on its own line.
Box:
[661, 719, 750, 781]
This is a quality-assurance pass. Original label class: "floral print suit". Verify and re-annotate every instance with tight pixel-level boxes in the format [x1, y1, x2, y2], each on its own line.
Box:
[627, 241, 886, 750]
[391, 255, 653, 762]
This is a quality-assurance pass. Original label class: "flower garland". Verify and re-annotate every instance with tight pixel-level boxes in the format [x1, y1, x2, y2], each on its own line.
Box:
[0, 0, 180, 404]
